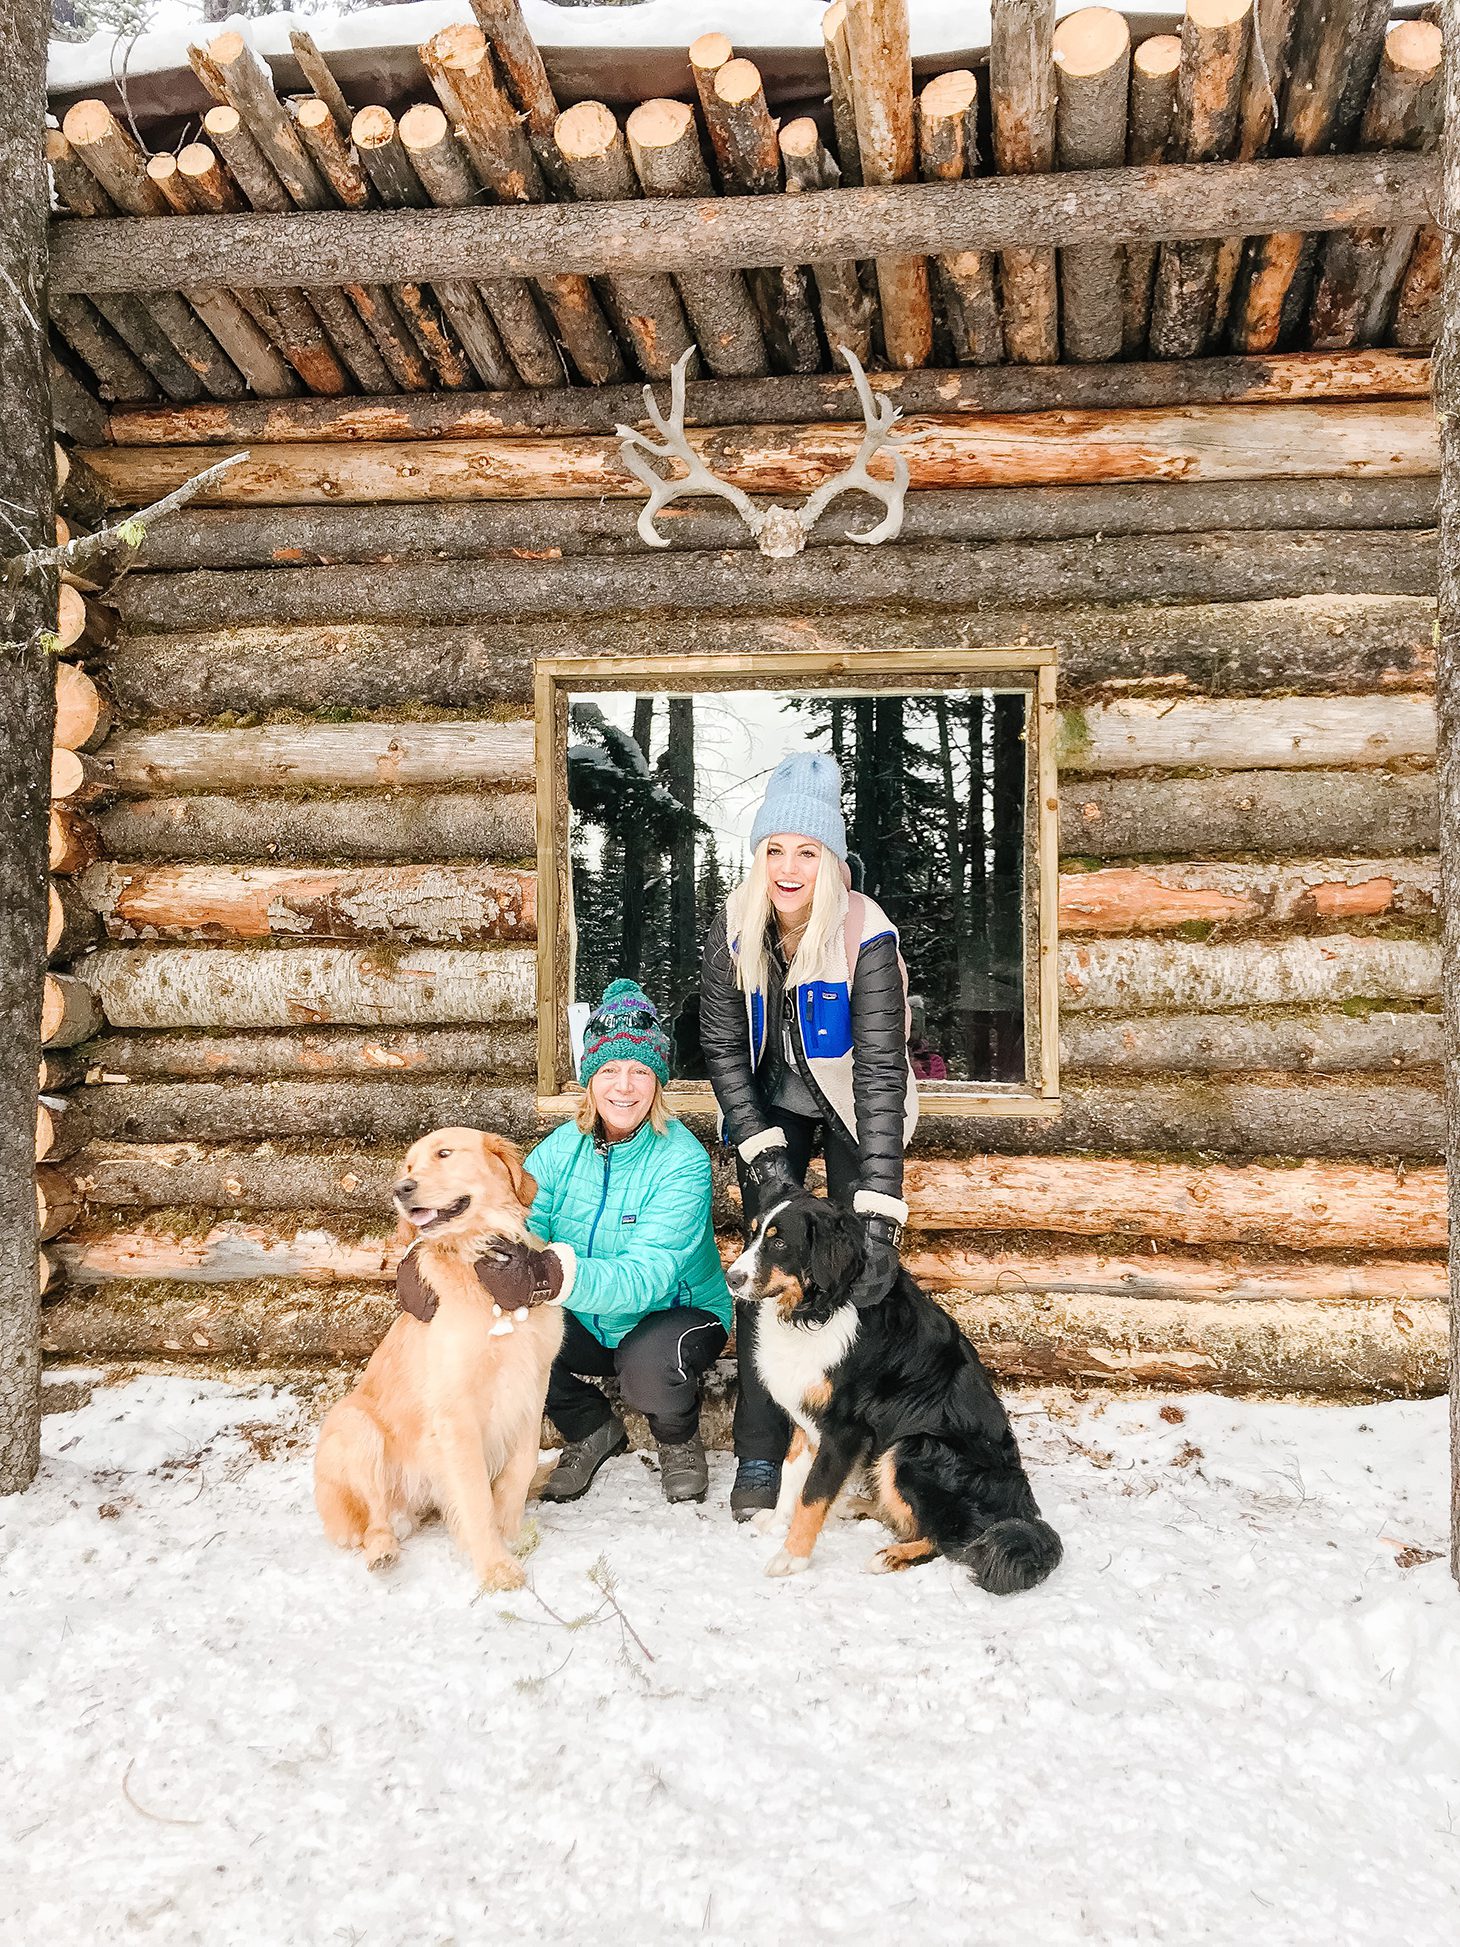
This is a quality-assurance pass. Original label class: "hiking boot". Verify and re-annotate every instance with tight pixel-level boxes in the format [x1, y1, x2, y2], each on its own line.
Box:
[539, 1417, 629, 1503]
[730, 1459, 781, 1523]
[657, 1433, 708, 1505]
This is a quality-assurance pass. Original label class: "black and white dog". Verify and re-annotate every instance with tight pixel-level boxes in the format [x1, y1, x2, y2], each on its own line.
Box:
[727, 1192, 1062, 1594]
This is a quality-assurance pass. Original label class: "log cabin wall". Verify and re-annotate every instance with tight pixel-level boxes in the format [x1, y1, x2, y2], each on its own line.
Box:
[37, 348, 1444, 1402]
[36, 2, 1451, 1404]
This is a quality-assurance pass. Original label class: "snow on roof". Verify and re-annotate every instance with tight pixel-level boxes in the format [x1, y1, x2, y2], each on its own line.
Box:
[47, 2, 1182, 102]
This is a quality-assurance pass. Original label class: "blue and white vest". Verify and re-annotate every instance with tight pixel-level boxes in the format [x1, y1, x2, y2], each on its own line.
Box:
[728, 888, 920, 1150]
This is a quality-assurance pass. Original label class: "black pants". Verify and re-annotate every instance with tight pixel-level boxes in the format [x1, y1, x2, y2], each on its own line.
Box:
[546, 1307, 728, 1445]
[732, 1106, 862, 1465]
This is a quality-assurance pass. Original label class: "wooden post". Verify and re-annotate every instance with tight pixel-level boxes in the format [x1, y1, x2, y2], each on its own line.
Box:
[0, 0, 50, 1490]
[1148, 0, 1253, 359]
[843, 0, 932, 368]
[1434, 0, 1460, 1586]
[1053, 7, 1132, 363]
[780, 118, 876, 368]
[989, 0, 1059, 364]
[1122, 35, 1181, 354]
[916, 72, 1002, 365]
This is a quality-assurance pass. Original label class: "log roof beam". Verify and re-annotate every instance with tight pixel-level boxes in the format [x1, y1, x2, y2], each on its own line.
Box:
[49, 152, 1437, 296]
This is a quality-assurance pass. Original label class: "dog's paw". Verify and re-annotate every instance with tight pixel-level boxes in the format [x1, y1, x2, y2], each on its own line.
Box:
[751, 1508, 784, 1537]
[764, 1547, 811, 1580]
[363, 1530, 400, 1573]
[478, 1558, 526, 1594]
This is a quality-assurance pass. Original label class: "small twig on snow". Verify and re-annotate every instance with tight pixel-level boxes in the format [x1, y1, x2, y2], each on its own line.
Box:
[587, 1556, 655, 1664]
[121, 1756, 203, 1827]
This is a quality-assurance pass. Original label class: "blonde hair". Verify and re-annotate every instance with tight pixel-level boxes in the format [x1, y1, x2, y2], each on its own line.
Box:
[727, 838, 847, 997]
[576, 1070, 671, 1138]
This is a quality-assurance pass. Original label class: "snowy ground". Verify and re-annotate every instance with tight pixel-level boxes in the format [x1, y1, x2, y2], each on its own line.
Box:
[2, 1375, 1458, 1947]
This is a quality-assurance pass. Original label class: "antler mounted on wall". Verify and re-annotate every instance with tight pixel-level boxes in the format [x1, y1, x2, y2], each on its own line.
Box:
[616, 346, 909, 559]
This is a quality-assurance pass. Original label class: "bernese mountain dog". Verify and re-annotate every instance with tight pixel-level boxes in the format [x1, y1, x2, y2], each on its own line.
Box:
[727, 1191, 1062, 1595]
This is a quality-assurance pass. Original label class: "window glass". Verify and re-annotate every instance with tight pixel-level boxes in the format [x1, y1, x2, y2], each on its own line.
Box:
[568, 686, 1028, 1085]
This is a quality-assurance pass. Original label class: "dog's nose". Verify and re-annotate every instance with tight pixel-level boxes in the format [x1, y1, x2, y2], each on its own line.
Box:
[725, 1261, 747, 1294]
[393, 1179, 417, 1204]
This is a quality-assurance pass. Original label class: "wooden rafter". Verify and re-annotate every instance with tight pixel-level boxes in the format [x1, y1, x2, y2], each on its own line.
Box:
[49, 152, 1437, 295]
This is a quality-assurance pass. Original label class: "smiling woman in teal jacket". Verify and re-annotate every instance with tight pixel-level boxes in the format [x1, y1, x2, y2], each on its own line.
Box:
[527, 980, 731, 1508]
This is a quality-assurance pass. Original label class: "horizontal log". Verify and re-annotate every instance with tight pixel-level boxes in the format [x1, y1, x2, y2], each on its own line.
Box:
[1058, 695, 1436, 772]
[39, 1052, 88, 1095]
[71, 1141, 1445, 1254]
[1065, 769, 1436, 856]
[106, 350, 1433, 444]
[54, 1216, 1448, 1312]
[908, 1242, 1448, 1307]
[65, 1142, 401, 1213]
[50, 748, 113, 808]
[41, 973, 104, 1050]
[50, 152, 1439, 292]
[49, 877, 103, 961]
[958, 1078, 1444, 1161]
[128, 476, 1444, 571]
[48, 808, 100, 876]
[80, 403, 1442, 506]
[71, 1074, 1446, 1160]
[40, 1281, 398, 1366]
[110, 529, 1440, 632]
[78, 1025, 537, 1082]
[81, 945, 536, 1031]
[1060, 936, 1439, 1013]
[36, 1277, 1446, 1398]
[36, 1166, 82, 1242]
[98, 791, 536, 865]
[1059, 857, 1440, 932]
[77, 1079, 539, 1147]
[1061, 1009, 1441, 1075]
[945, 1292, 1446, 1397]
[79, 864, 537, 944]
[36, 1101, 89, 1163]
[98, 597, 1438, 722]
[100, 720, 532, 795]
[54, 660, 111, 750]
[899, 1155, 1445, 1250]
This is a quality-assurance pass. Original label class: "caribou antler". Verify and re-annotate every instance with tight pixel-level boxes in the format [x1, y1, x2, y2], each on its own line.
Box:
[797, 348, 909, 547]
[615, 350, 760, 549]
[615, 344, 909, 558]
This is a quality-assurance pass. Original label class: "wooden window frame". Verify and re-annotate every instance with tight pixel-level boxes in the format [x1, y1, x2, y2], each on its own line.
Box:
[534, 647, 1061, 1121]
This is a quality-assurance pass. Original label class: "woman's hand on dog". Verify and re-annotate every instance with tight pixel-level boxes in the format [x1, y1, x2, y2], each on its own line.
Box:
[395, 1240, 564, 1328]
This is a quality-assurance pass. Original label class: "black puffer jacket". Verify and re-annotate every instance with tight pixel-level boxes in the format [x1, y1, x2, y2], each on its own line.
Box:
[699, 907, 909, 1201]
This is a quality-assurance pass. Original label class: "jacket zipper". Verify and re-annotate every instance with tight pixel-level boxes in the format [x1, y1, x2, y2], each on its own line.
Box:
[585, 1145, 613, 1338]
[782, 966, 843, 1135]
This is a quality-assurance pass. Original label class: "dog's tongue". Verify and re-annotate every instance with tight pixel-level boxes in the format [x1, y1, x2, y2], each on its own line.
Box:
[406, 1207, 438, 1228]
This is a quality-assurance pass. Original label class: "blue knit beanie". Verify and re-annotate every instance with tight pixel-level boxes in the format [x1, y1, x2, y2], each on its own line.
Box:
[749, 752, 847, 860]
[579, 978, 672, 1088]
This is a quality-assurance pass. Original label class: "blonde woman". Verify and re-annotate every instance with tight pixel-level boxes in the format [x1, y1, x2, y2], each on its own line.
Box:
[699, 752, 918, 1520]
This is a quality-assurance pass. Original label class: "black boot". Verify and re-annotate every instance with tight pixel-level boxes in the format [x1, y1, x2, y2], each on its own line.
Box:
[730, 1459, 781, 1523]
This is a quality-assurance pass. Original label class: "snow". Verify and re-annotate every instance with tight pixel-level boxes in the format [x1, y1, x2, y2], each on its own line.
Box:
[2, 1371, 1458, 1945]
[48, 2, 1181, 97]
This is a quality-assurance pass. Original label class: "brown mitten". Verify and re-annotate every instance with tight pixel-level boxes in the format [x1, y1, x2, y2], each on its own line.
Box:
[473, 1240, 565, 1315]
[396, 1252, 438, 1323]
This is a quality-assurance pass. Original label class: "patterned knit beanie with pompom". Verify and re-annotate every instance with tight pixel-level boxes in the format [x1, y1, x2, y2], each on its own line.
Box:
[578, 978, 672, 1088]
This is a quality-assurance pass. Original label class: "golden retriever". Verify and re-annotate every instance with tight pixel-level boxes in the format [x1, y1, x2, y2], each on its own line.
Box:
[314, 1127, 565, 1592]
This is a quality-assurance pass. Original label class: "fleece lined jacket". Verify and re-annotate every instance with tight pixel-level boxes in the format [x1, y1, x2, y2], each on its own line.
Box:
[525, 1117, 731, 1349]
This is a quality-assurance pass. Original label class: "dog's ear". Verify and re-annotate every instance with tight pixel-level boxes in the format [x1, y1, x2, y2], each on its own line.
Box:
[479, 1132, 534, 1208]
[804, 1203, 862, 1303]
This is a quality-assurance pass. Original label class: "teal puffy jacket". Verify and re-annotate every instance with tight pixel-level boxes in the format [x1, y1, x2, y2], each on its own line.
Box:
[524, 1117, 731, 1349]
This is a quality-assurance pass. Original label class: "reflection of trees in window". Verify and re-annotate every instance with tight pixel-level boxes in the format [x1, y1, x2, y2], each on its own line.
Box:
[568, 699, 709, 1052]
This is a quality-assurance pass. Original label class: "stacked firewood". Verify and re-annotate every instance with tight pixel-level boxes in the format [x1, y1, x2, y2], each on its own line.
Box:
[44, 0, 1444, 407]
